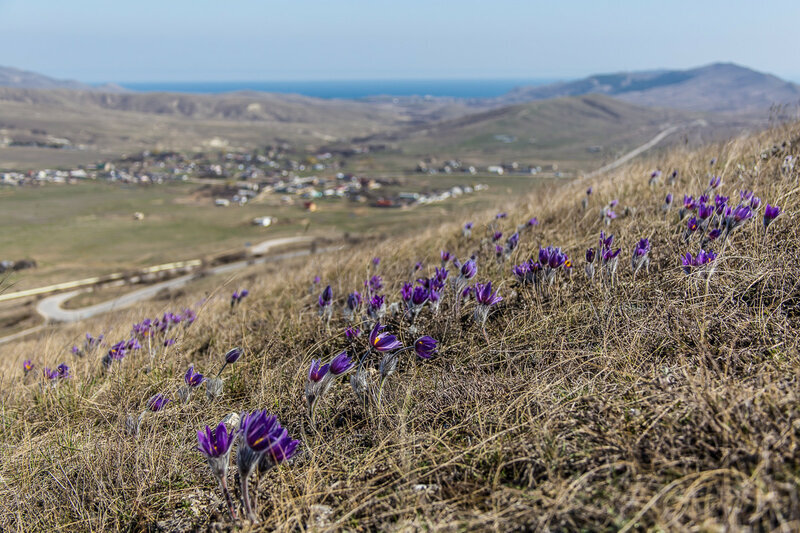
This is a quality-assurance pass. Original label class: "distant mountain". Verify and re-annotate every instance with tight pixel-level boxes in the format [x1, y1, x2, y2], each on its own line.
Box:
[501, 63, 800, 112]
[0, 65, 97, 91]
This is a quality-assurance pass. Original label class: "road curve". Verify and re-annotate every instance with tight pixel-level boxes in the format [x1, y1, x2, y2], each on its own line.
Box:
[35, 243, 338, 324]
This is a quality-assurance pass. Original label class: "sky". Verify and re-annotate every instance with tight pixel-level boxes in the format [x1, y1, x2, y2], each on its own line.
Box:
[1, 0, 798, 82]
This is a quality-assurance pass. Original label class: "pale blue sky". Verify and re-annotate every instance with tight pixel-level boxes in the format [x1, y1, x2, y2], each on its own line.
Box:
[1, 0, 798, 82]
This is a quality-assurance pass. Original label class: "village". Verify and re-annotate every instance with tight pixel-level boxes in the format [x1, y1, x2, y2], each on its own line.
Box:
[0, 143, 541, 216]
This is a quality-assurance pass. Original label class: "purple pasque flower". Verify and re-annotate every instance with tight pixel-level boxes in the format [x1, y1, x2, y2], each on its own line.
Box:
[599, 231, 614, 250]
[440, 250, 453, 264]
[237, 411, 299, 521]
[601, 204, 616, 225]
[740, 190, 754, 201]
[265, 431, 301, 466]
[56, 363, 71, 379]
[631, 238, 651, 275]
[601, 247, 621, 280]
[512, 262, 530, 283]
[197, 420, 237, 519]
[372, 256, 381, 268]
[707, 228, 723, 241]
[329, 351, 354, 375]
[231, 289, 249, 308]
[539, 246, 566, 284]
[433, 266, 449, 287]
[681, 249, 717, 275]
[414, 336, 438, 359]
[181, 308, 197, 325]
[714, 195, 729, 215]
[506, 232, 520, 252]
[318, 285, 333, 308]
[70, 345, 82, 357]
[428, 287, 441, 313]
[474, 282, 503, 307]
[527, 217, 539, 227]
[750, 196, 761, 210]
[463, 221, 474, 237]
[586, 187, 593, 196]
[43, 367, 60, 381]
[664, 193, 673, 208]
[197, 420, 236, 512]
[709, 175, 722, 189]
[459, 259, 477, 280]
[164, 338, 176, 347]
[461, 285, 475, 301]
[492, 231, 503, 242]
[345, 291, 361, 318]
[697, 203, 714, 220]
[369, 322, 402, 352]
[763, 204, 781, 228]
[367, 275, 383, 294]
[224, 347, 243, 365]
[683, 195, 697, 211]
[126, 337, 142, 351]
[473, 282, 502, 328]
[400, 282, 413, 303]
[198, 420, 234, 461]
[585, 247, 597, 280]
[724, 204, 753, 234]
[308, 359, 330, 383]
[410, 285, 429, 308]
[366, 294, 386, 320]
[147, 394, 170, 412]
[686, 216, 700, 237]
[108, 341, 126, 361]
[345, 326, 361, 339]
[185, 365, 205, 388]
[132, 320, 152, 338]
[305, 359, 331, 419]
[22, 359, 34, 374]
[496, 212, 507, 219]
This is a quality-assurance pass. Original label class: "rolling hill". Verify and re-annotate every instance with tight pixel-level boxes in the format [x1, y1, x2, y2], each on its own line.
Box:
[500, 63, 800, 112]
[379, 94, 760, 166]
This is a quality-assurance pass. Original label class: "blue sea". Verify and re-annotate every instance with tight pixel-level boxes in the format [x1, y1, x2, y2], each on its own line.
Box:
[116, 79, 557, 99]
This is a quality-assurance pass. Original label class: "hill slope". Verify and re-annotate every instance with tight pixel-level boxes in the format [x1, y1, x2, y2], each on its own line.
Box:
[0, 118, 798, 530]
[384, 94, 758, 166]
[502, 63, 800, 112]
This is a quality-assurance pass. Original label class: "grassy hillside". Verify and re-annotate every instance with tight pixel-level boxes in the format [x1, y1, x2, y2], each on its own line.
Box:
[385, 94, 760, 167]
[0, 121, 798, 531]
[0, 87, 409, 168]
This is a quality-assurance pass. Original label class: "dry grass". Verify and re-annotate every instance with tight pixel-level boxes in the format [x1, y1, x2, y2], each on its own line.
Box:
[1, 122, 799, 532]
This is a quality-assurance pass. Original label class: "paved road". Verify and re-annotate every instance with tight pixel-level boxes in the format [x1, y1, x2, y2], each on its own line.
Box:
[583, 120, 707, 179]
[35, 244, 336, 324]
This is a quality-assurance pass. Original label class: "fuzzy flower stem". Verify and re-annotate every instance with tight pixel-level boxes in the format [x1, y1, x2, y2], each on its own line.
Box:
[241, 475, 257, 523]
[219, 476, 237, 520]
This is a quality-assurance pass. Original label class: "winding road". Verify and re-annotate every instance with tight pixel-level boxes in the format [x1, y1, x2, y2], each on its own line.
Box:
[35, 241, 329, 324]
[0, 237, 326, 344]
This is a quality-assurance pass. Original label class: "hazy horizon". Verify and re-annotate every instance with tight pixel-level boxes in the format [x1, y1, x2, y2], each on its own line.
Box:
[1, 0, 799, 83]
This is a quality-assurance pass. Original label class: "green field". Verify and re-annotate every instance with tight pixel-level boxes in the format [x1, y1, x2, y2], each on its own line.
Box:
[0, 174, 552, 291]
